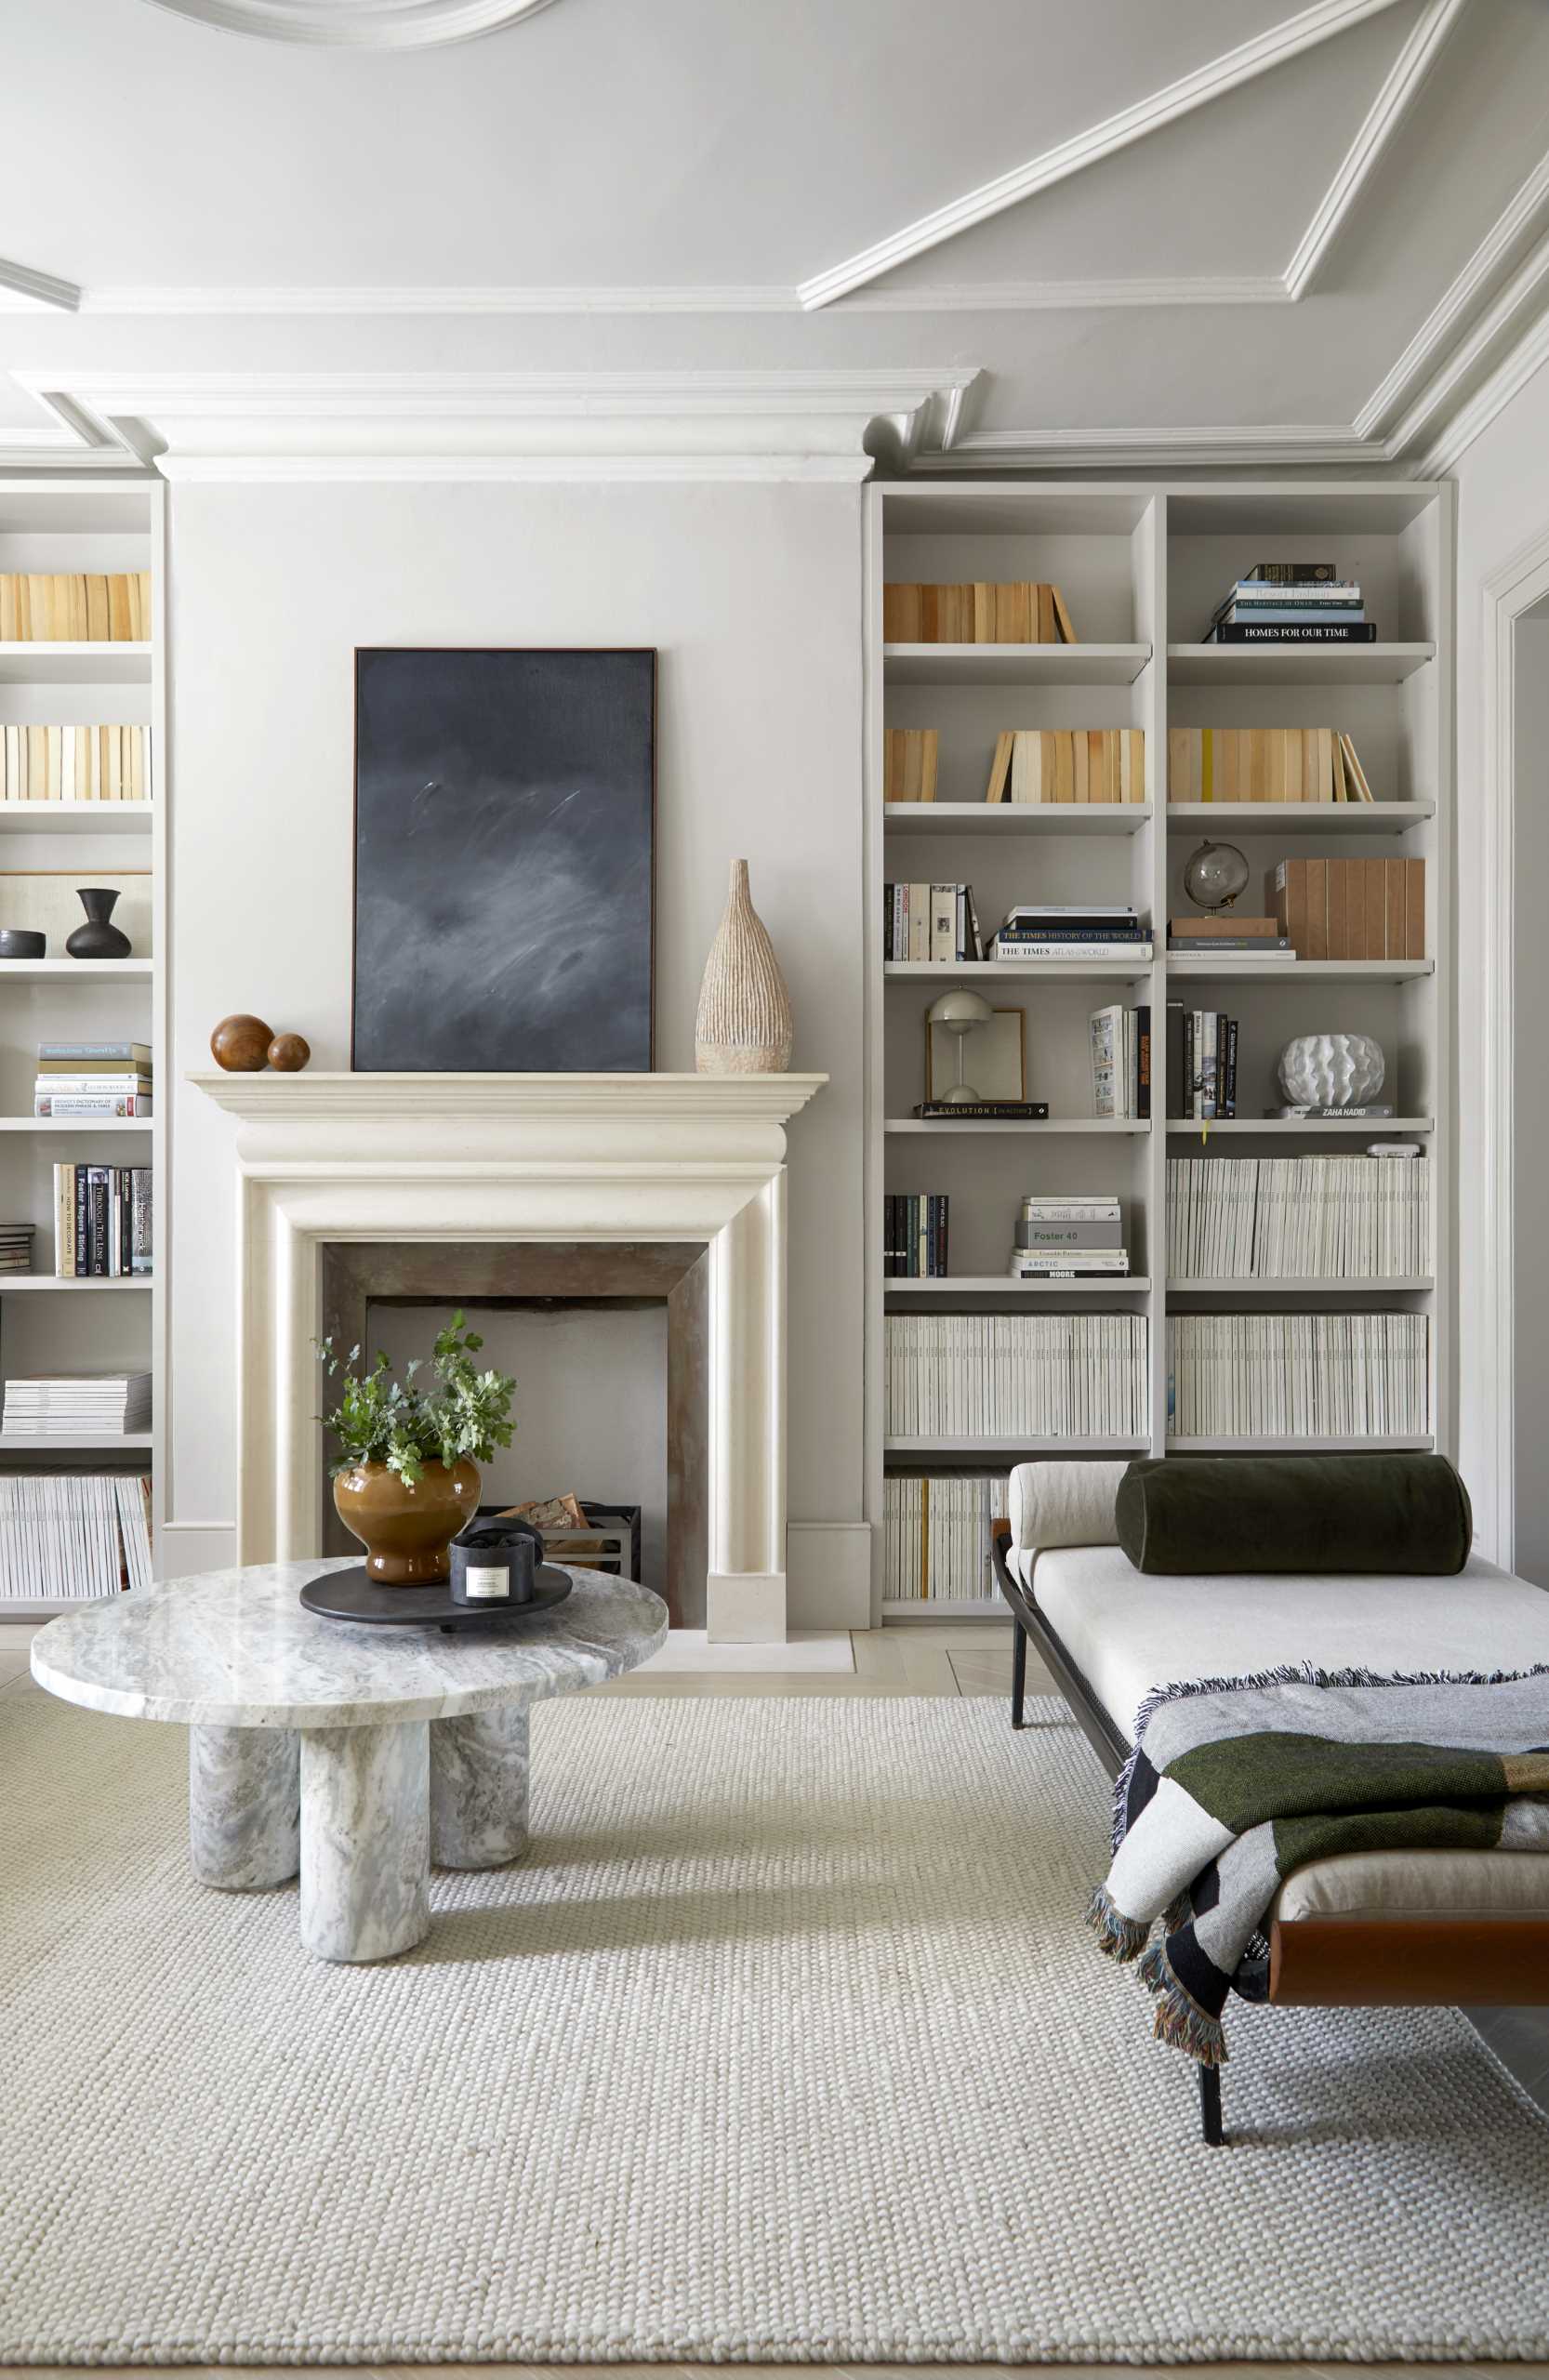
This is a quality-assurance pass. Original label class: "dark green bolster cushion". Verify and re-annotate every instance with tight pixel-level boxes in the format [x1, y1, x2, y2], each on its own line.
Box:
[1116, 1453, 1473, 1576]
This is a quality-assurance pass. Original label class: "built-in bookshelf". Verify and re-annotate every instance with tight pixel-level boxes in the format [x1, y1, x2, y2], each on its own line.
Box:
[0, 480, 164, 1618]
[865, 480, 1451, 1620]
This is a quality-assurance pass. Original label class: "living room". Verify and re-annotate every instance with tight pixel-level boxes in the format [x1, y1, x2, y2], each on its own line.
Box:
[3, 0, 1549, 2368]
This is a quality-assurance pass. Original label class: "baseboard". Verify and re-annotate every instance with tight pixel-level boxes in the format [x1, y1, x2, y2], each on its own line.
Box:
[786, 1520, 872, 1631]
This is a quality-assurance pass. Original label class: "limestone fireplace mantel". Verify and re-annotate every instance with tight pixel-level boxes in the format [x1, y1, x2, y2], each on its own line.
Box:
[190, 1071, 827, 1642]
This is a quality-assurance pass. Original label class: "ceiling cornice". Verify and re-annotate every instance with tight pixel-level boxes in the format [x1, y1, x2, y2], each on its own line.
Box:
[140, 0, 560, 47]
[796, 0, 1409, 311]
[0, 366, 981, 481]
[0, 256, 81, 315]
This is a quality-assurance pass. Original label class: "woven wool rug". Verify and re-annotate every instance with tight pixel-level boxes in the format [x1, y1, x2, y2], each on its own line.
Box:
[3, 1686, 1549, 2366]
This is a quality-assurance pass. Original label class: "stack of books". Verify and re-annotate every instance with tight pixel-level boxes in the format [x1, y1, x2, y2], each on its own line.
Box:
[1, 1371, 152, 1436]
[1168, 727, 1373, 803]
[1013, 1193, 1129, 1279]
[51, 1166, 152, 1277]
[882, 581, 1077, 644]
[1167, 999, 1239, 1119]
[1167, 915, 1292, 959]
[0, 1474, 152, 1601]
[884, 1476, 1004, 1604]
[1166, 1154, 1430, 1280]
[991, 905, 1151, 962]
[884, 1193, 949, 1277]
[1168, 1313, 1428, 1437]
[35, 1040, 152, 1119]
[883, 882, 983, 962]
[1271, 858, 1425, 959]
[883, 730, 939, 802]
[0, 1224, 35, 1276]
[0, 572, 151, 642]
[985, 729, 1146, 805]
[1, 726, 149, 804]
[1089, 1003, 1151, 1117]
[1203, 562, 1375, 645]
[886, 1313, 1147, 1435]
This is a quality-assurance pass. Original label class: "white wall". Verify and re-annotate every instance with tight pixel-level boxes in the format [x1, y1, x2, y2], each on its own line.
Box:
[1453, 361, 1549, 1558]
[162, 483, 866, 1619]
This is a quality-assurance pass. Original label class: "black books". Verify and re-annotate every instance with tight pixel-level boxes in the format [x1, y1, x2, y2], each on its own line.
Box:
[884, 883, 982, 962]
[1171, 1008, 1239, 1119]
[1244, 562, 1338, 584]
[52, 1164, 152, 1278]
[913, 1100, 1049, 1120]
[884, 1192, 949, 1277]
[1205, 621, 1378, 644]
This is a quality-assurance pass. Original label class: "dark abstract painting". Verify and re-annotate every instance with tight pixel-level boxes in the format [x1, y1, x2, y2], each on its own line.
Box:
[352, 648, 655, 1072]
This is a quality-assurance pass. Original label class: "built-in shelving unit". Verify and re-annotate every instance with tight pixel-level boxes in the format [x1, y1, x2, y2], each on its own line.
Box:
[865, 478, 1451, 1623]
[0, 476, 164, 1619]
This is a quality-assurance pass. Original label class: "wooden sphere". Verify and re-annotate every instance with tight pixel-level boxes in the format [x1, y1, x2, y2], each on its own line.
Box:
[267, 1032, 311, 1073]
[210, 1013, 273, 1072]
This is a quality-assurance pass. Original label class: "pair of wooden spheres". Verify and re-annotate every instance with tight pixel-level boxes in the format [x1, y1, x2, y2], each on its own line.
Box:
[210, 1014, 311, 1074]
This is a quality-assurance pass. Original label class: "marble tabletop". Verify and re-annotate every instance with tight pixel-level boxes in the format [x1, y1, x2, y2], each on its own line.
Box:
[31, 1558, 668, 1728]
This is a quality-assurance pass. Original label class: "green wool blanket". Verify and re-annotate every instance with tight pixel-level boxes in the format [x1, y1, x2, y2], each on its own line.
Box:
[1088, 1665, 1549, 2066]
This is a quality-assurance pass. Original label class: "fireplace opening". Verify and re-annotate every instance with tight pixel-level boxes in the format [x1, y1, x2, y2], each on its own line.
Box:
[318, 1243, 708, 1624]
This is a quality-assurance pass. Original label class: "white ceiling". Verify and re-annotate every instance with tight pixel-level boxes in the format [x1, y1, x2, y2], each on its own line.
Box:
[2, 0, 1548, 471]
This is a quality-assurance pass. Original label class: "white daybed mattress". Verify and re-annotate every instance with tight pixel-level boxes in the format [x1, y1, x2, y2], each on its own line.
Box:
[1015, 1544, 1549, 1920]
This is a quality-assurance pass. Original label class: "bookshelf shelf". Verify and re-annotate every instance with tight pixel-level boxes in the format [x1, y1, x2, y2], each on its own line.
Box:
[884, 959, 1151, 981]
[0, 642, 152, 685]
[0, 802, 152, 836]
[1167, 801, 1433, 837]
[1167, 1434, 1436, 1453]
[867, 478, 1452, 1623]
[1164, 957, 1433, 982]
[884, 1117, 1148, 1135]
[0, 1432, 152, 1451]
[884, 641, 1150, 687]
[885, 801, 1151, 838]
[1166, 642, 1435, 686]
[0, 959, 152, 981]
[0, 1276, 151, 1291]
[0, 1117, 152, 1134]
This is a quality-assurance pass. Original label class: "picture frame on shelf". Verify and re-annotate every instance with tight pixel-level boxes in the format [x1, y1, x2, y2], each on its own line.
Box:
[925, 1008, 1026, 1103]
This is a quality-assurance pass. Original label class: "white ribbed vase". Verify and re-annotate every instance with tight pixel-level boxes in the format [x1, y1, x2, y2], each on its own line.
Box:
[695, 859, 793, 1075]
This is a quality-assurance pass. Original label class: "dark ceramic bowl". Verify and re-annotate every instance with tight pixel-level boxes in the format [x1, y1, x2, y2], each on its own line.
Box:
[0, 931, 46, 959]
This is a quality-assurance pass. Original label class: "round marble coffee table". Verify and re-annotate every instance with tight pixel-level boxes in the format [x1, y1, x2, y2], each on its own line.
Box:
[31, 1558, 667, 1964]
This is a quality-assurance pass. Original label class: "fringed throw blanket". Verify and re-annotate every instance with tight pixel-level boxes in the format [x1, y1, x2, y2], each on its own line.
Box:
[1088, 1664, 1549, 2066]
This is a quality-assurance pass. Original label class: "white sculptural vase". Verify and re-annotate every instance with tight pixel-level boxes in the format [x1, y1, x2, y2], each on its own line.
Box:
[695, 858, 794, 1075]
[1277, 1031, 1385, 1108]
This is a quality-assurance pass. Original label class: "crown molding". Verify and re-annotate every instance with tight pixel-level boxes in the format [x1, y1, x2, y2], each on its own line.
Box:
[797, 0, 1405, 311]
[1413, 300, 1549, 477]
[75, 284, 803, 315]
[925, 422, 1377, 470]
[1, 366, 981, 481]
[140, 0, 559, 46]
[0, 257, 80, 315]
[1282, 0, 1465, 298]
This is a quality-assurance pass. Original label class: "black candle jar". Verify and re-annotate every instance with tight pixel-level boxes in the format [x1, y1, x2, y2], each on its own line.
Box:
[448, 1516, 544, 1607]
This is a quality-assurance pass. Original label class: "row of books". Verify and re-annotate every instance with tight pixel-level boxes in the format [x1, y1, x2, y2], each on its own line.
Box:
[883, 882, 983, 962]
[985, 729, 1147, 806]
[992, 904, 1150, 961]
[1203, 562, 1375, 645]
[885, 1314, 1147, 1437]
[51, 1167, 152, 1277]
[1089, 1004, 1150, 1120]
[0, 1474, 152, 1601]
[1272, 857, 1425, 960]
[1167, 727, 1374, 804]
[884, 1194, 949, 1277]
[883, 581, 1077, 645]
[1, 1371, 152, 1435]
[1168, 1314, 1429, 1437]
[1166, 1156, 1430, 1280]
[0, 573, 151, 644]
[1, 725, 149, 805]
[1166, 916, 1291, 957]
[36, 1039, 153, 1119]
[1167, 1001, 1239, 1120]
[1013, 1193, 1130, 1278]
[884, 730, 940, 802]
[883, 1476, 1004, 1605]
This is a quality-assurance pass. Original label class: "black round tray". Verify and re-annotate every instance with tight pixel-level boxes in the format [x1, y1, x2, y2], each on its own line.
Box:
[299, 1564, 573, 1630]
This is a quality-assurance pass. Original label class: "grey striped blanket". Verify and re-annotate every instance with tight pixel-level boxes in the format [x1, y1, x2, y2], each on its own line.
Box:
[1087, 1665, 1549, 2065]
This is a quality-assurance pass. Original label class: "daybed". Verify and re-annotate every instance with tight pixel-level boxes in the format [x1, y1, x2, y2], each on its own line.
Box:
[990, 1461, 1549, 2145]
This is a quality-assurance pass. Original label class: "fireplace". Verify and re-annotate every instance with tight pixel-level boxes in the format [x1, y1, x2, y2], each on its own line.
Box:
[191, 1071, 825, 1641]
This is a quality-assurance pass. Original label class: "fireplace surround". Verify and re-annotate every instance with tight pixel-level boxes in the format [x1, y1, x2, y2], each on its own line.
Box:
[191, 1071, 826, 1641]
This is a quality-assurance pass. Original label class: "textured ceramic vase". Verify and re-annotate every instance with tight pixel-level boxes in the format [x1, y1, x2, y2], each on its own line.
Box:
[1277, 1031, 1385, 1108]
[66, 888, 132, 959]
[695, 858, 793, 1074]
[333, 1457, 481, 1586]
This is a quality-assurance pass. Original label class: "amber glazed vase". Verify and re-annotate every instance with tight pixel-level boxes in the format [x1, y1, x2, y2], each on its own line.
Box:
[333, 1458, 481, 1586]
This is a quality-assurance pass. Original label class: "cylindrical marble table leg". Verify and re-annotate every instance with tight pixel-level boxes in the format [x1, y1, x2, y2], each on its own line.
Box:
[189, 1724, 300, 1889]
[298, 1720, 430, 1964]
[430, 1705, 530, 1871]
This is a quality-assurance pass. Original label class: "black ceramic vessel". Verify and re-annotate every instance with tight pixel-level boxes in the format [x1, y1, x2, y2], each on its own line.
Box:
[66, 888, 132, 960]
[0, 930, 46, 959]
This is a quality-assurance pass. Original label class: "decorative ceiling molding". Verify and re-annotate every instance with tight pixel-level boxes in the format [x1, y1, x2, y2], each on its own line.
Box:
[71, 276, 1297, 315]
[0, 366, 982, 482]
[796, 0, 1407, 311]
[0, 257, 80, 315]
[1281, 0, 1464, 298]
[933, 423, 1377, 470]
[139, 0, 559, 47]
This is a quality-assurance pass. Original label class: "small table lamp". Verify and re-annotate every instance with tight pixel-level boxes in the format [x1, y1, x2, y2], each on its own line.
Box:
[927, 985, 995, 1104]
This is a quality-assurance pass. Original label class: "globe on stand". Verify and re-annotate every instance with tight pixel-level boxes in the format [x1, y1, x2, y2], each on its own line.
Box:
[1182, 840, 1250, 914]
